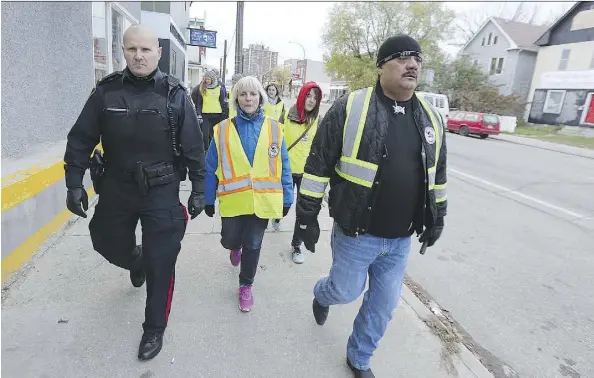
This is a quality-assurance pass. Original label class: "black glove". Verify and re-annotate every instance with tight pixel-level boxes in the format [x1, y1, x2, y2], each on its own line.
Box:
[297, 218, 320, 253]
[205, 205, 215, 218]
[419, 217, 444, 247]
[66, 188, 89, 218]
[283, 206, 290, 217]
[188, 192, 205, 219]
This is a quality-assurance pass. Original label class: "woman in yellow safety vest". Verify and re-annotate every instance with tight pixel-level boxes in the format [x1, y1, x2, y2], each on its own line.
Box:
[271, 81, 322, 265]
[192, 70, 229, 152]
[264, 83, 286, 121]
[203, 76, 294, 313]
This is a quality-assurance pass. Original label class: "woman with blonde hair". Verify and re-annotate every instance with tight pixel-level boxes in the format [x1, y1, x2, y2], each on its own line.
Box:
[203, 76, 294, 312]
[191, 70, 229, 151]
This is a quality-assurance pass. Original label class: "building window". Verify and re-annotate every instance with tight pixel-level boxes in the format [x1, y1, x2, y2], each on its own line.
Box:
[141, 1, 170, 13]
[490, 58, 497, 74]
[111, 7, 124, 72]
[496, 58, 504, 74]
[543, 90, 566, 114]
[493, 36, 498, 45]
[171, 49, 177, 78]
[559, 49, 571, 70]
[92, 2, 108, 83]
[473, 59, 479, 66]
[487, 32, 492, 45]
[481, 37, 485, 46]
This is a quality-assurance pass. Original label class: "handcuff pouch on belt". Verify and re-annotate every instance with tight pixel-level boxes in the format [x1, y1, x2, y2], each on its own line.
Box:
[134, 161, 177, 195]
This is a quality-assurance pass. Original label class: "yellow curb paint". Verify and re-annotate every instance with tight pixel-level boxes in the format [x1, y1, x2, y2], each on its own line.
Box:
[2, 144, 103, 213]
[1, 189, 96, 283]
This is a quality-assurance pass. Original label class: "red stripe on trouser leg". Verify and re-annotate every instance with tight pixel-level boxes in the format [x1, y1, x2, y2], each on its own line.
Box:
[164, 272, 175, 324]
[180, 202, 189, 225]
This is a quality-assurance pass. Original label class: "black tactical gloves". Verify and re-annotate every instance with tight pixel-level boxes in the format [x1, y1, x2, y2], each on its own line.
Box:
[66, 188, 89, 218]
[419, 217, 444, 247]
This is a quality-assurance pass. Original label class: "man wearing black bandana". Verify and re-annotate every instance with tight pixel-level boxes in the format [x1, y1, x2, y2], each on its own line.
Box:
[64, 25, 206, 361]
[296, 35, 448, 377]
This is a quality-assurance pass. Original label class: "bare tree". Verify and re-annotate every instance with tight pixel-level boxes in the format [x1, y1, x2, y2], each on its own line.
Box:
[450, 1, 570, 48]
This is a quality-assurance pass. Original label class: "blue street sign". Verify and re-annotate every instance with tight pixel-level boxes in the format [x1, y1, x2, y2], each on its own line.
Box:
[188, 28, 217, 48]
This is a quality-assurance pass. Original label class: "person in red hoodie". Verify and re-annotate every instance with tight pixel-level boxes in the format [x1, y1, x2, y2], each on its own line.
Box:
[271, 82, 322, 264]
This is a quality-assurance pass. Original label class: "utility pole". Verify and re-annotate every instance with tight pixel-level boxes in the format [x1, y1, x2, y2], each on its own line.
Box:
[234, 1, 244, 74]
[219, 57, 223, 79]
[222, 39, 227, 84]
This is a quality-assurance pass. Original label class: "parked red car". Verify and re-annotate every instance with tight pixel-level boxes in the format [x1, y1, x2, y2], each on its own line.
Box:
[446, 111, 500, 139]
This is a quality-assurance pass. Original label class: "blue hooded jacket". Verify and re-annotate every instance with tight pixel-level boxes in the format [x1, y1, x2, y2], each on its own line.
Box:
[205, 106, 294, 209]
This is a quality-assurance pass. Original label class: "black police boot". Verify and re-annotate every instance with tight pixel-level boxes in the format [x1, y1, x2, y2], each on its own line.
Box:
[138, 331, 163, 361]
[130, 245, 145, 288]
[347, 357, 376, 378]
[312, 298, 329, 325]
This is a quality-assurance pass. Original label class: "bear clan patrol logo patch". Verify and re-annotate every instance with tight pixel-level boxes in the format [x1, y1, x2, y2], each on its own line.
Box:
[268, 143, 279, 158]
[424, 127, 436, 145]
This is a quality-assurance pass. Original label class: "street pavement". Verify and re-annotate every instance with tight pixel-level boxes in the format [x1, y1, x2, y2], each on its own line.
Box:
[1, 183, 489, 378]
[405, 132, 594, 378]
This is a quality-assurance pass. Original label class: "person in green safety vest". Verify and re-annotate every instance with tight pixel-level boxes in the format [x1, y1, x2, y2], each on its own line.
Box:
[263, 83, 286, 122]
[295, 35, 448, 378]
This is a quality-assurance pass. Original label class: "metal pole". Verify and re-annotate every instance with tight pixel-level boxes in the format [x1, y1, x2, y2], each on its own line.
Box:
[222, 39, 227, 84]
[235, 1, 244, 74]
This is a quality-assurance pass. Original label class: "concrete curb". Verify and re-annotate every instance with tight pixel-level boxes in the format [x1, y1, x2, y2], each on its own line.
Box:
[401, 285, 494, 378]
[491, 134, 594, 160]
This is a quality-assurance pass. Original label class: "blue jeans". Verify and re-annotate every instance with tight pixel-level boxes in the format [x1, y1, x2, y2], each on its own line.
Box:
[221, 215, 268, 286]
[314, 223, 412, 370]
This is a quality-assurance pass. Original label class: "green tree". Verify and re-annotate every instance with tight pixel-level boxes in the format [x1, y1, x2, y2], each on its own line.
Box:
[322, 2, 456, 90]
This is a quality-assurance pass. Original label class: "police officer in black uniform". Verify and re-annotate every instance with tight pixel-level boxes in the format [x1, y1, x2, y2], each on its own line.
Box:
[63, 25, 205, 361]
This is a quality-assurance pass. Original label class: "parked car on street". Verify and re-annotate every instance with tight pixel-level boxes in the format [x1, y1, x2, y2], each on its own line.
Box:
[416, 91, 450, 119]
[446, 111, 500, 139]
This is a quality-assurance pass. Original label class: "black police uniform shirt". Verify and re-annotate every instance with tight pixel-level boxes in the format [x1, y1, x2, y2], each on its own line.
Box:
[367, 82, 424, 239]
[64, 68, 205, 190]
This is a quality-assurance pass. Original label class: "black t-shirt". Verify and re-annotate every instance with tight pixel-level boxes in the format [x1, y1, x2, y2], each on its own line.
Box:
[367, 85, 424, 239]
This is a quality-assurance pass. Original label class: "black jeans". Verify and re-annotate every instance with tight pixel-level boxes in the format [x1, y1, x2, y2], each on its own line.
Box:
[201, 114, 225, 152]
[290, 174, 303, 247]
[221, 215, 268, 286]
[89, 174, 188, 333]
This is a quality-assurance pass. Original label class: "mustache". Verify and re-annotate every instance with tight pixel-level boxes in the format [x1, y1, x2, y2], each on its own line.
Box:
[402, 71, 417, 78]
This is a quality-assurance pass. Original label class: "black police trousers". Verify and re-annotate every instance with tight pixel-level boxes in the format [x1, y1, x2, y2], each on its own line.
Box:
[89, 173, 188, 333]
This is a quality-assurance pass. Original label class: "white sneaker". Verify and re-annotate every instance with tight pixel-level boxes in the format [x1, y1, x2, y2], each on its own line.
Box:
[292, 246, 305, 264]
[272, 219, 281, 232]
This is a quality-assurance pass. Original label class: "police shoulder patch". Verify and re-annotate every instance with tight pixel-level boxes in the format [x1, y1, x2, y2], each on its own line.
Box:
[97, 71, 123, 86]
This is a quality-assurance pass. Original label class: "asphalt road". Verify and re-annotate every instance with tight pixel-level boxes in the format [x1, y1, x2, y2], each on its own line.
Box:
[406, 133, 594, 378]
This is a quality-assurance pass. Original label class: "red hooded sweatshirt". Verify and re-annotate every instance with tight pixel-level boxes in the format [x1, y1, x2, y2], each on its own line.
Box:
[294, 81, 323, 123]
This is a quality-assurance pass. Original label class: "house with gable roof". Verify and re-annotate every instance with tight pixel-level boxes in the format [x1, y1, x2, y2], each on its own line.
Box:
[459, 17, 549, 103]
[526, 1, 594, 127]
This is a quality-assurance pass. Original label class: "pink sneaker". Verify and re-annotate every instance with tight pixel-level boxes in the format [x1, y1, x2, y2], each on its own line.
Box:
[239, 285, 254, 312]
[229, 249, 241, 267]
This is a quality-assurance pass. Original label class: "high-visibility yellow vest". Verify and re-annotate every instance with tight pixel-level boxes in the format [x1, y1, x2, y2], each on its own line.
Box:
[228, 88, 237, 118]
[213, 117, 284, 219]
[283, 117, 318, 174]
[264, 100, 284, 121]
[300, 87, 446, 204]
[202, 86, 222, 114]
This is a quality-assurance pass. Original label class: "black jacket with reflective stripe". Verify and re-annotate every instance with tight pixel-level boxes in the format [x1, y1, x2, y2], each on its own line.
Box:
[296, 84, 448, 237]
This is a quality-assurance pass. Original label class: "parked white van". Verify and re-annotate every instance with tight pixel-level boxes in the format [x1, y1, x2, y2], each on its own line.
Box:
[416, 91, 450, 119]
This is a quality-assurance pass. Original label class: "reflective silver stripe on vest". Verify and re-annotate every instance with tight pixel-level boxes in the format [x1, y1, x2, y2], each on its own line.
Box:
[342, 89, 369, 158]
[434, 186, 446, 200]
[269, 119, 280, 174]
[300, 177, 327, 194]
[337, 159, 377, 183]
[428, 171, 436, 188]
[218, 177, 252, 194]
[253, 180, 283, 191]
[219, 121, 233, 179]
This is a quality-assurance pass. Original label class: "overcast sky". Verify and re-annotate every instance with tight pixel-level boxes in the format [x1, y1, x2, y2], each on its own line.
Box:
[190, 1, 575, 74]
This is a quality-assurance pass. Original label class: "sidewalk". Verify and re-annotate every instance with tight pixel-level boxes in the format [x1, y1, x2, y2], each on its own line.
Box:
[1, 183, 491, 378]
[491, 133, 594, 159]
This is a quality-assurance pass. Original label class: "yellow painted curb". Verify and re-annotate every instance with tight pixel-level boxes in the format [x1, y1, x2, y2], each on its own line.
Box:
[2, 187, 96, 283]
